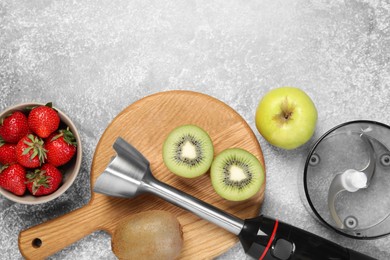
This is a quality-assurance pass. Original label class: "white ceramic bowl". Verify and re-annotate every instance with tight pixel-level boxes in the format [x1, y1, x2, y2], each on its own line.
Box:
[0, 103, 82, 204]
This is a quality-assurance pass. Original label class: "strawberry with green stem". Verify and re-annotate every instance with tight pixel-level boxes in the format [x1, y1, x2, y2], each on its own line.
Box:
[28, 103, 60, 138]
[16, 134, 47, 168]
[45, 127, 77, 167]
[26, 163, 62, 196]
[0, 164, 26, 196]
[0, 111, 29, 143]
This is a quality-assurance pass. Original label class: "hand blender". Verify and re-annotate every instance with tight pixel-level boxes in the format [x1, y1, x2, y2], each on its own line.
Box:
[94, 137, 376, 260]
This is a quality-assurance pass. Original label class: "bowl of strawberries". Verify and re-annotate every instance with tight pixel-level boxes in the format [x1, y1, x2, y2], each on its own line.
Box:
[0, 102, 82, 204]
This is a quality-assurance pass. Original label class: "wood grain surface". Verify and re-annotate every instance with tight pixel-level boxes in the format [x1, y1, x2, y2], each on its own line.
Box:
[18, 90, 266, 260]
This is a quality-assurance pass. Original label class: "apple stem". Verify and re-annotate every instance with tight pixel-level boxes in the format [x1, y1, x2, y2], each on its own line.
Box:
[283, 110, 292, 120]
[274, 97, 295, 124]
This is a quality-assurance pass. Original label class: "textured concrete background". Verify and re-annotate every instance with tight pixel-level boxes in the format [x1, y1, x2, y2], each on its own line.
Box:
[1, 0, 390, 259]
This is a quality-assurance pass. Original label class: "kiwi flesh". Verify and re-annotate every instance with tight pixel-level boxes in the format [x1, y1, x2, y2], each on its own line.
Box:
[112, 210, 183, 260]
[210, 148, 264, 201]
[163, 125, 214, 178]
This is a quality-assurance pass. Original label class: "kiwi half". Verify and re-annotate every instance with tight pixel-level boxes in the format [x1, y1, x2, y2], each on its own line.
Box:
[210, 148, 264, 201]
[163, 125, 214, 178]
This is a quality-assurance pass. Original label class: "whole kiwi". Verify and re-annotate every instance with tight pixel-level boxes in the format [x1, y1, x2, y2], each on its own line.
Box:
[112, 210, 183, 260]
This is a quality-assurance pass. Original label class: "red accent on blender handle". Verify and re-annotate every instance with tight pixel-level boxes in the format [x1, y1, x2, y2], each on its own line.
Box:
[259, 219, 279, 260]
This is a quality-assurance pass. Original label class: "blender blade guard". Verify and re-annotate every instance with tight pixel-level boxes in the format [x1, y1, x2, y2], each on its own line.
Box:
[94, 137, 151, 198]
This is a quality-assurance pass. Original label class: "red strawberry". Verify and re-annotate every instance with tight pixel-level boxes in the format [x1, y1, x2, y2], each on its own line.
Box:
[28, 103, 60, 138]
[45, 128, 77, 166]
[26, 163, 62, 196]
[0, 111, 29, 143]
[0, 137, 17, 165]
[0, 164, 26, 196]
[15, 134, 47, 168]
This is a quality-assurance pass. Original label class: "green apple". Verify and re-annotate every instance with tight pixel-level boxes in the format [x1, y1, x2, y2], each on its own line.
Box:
[255, 87, 317, 150]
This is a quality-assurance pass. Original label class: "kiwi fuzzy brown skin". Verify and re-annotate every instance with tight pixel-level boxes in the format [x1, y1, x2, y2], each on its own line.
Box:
[163, 124, 214, 178]
[112, 210, 183, 260]
[210, 148, 264, 201]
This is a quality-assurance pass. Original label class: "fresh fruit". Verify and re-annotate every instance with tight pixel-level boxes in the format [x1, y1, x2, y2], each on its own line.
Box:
[26, 163, 62, 196]
[0, 103, 78, 199]
[45, 128, 77, 167]
[28, 103, 60, 138]
[15, 134, 47, 168]
[255, 87, 318, 150]
[163, 125, 214, 178]
[0, 111, 29, 143]
[0, 137, 17, 165]
[210, 148, 264, 201]
[0, 164, 26, 196]
[112, 210, 183, 260]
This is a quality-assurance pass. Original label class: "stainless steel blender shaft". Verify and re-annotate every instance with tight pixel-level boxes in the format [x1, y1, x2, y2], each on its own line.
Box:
[94, 137, 244, 235]
[143, 172, 244, 235]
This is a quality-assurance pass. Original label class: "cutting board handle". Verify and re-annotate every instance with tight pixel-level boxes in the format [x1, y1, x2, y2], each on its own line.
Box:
[18, 203, 101, 260]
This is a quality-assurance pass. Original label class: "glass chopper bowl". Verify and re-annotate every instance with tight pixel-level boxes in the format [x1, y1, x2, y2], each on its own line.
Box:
[303, 120, 390, 239]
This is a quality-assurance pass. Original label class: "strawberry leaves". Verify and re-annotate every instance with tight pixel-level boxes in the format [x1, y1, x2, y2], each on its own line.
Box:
[50, 127, 77, 146]
[26, 169, 50, 195]
[22, 134, 48, 163]
[25, 164, 62, 196]
[16, 134, 48, 168]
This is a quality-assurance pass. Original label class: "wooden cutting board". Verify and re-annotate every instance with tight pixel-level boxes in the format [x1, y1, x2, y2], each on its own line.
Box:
[18, 90, 266, 260]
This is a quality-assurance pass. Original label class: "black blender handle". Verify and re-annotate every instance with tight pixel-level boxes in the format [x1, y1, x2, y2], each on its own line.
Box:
[238, 215, 377, 260]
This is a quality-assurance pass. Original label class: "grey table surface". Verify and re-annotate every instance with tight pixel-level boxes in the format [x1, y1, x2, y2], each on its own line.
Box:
[1, 0, 390, 259]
